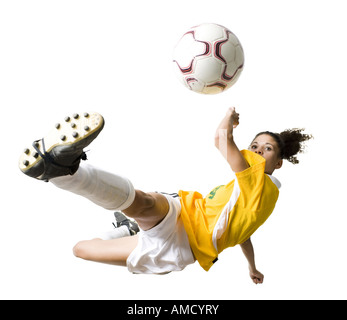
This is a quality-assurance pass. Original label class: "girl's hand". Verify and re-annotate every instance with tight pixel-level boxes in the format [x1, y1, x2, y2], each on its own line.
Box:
[215, 106, 249, 172]
[227, 107, 239, 141]
[227, 107, 240, 129]
[249, 269, 264, 284]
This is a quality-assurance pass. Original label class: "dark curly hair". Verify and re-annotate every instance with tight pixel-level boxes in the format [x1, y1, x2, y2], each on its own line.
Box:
[254, 129, 313, 164]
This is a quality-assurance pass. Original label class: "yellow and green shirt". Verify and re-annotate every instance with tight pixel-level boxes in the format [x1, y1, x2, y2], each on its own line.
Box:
[179, 149, 281, 271]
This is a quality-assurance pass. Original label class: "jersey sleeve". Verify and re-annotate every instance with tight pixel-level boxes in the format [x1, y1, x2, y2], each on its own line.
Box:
[227, 149, 279, 244]
[234, 150, 267, 212]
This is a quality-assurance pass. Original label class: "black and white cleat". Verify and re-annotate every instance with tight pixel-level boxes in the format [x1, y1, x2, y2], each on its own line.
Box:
[19, 112, 104, 181]
[113, 211, 140, 236]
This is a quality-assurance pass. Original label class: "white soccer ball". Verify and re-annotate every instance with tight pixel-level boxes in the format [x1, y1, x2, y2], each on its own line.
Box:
[173, 23, 244, 95]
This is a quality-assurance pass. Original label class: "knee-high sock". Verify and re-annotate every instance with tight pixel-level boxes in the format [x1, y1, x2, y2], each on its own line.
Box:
[98, 226, 130, 240]
[51, 163, 135, 211]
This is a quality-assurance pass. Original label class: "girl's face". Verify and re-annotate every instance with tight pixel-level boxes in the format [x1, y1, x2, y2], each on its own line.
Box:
[249, 134, 283, 174]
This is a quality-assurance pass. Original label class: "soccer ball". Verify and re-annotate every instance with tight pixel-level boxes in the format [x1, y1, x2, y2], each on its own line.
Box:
[173, 23, 244, 95]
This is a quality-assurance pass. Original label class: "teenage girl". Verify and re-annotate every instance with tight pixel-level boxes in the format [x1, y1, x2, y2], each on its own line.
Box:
[19, 107, 312, 284]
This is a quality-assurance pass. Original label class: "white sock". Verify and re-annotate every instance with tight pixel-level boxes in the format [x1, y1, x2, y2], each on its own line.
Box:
[98, 225, 130, 240]
[50, 163, 136, 211]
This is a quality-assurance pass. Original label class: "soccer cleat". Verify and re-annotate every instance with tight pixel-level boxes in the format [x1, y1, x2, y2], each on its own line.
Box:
[113, 211, 140, 236]
[19, 112, 104, 181]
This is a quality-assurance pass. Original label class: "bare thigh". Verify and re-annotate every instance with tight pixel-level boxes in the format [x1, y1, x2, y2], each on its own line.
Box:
[73, 235, 139, 266]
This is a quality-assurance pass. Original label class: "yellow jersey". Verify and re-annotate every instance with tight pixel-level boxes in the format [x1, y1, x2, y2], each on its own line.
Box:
[178, 150, 281, 271]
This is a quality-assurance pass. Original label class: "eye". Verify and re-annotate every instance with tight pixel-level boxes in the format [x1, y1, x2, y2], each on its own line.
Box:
[265, 146, 272, 151]
[250, 145, 257, 149]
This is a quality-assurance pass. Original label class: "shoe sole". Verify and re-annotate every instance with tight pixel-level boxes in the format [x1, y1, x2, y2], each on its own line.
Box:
[19, 112, 104, 179]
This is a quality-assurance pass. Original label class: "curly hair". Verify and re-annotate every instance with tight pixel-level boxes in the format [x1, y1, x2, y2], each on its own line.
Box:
[254, 129, 313, 164]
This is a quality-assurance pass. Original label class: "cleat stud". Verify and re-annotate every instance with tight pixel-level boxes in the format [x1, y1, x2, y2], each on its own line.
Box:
[34, 142, 40, 148]
[71, 123, 76, 128]
[84, 112, 89, 118]
[72, 132, 78, 138]
[73, 113, 79, 119]
[84, 126, 90, 131]
[24, 148, 30, 155]
[23, 160, 29, 166]
[33, 152, 39, 158]
[60, 135, 66, 141]
[55, 123, 61, 129]
[65, 116, 70, 122]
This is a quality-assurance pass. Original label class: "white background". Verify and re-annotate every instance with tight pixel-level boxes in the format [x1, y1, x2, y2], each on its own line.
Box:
[1, 0, 346, 300]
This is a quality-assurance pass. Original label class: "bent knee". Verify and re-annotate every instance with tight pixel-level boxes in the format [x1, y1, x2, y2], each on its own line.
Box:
[134, 190, 156, 210]
[124, 190, 156, 216]
[73, 240, 92, 259]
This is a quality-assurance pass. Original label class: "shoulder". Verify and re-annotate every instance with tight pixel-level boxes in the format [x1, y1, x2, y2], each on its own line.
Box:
[266, 174, 281, 189]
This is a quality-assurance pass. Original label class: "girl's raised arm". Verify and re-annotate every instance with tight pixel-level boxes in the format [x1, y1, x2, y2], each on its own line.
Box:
[214, 107, 249, 173]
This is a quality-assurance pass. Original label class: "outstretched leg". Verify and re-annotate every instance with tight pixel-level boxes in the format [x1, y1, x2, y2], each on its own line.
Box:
[19, 112, 170, 231]
[51, 165, 170, 230]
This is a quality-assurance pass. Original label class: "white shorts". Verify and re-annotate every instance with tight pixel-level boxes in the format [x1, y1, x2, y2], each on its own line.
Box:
[126, 193, 196, 274]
